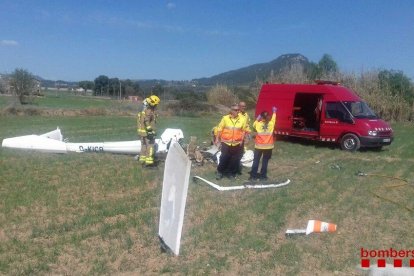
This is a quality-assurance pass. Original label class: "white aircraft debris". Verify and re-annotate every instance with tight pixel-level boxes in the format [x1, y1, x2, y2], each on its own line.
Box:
[158, 141, 191, 255]
[1, 127, 184, 155]
[202, 145, 254, 168]
[193, 175, 291, 191]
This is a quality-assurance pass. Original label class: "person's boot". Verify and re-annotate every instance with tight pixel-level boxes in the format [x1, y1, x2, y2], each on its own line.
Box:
[248, 173, 257, 181]
[259, 174, 268, 181]
[139, 155, 146, 164]
[145, 156, 155, 167]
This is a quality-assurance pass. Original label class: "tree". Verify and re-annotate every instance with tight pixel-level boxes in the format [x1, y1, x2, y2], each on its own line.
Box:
[307, 54, 339, 81]
[306, 62, 322, 80]
[152, 84, 164, 96]
[123, 79, 141, 97]
[78, 80, 94, 92]
[378, 70, 414, 104]
[0, 77, 7, 94]
[318, 54, 338, 75]
[94, 75, 109, 96]
[109, 78, 120, 97]
[9, 68, 36, 104]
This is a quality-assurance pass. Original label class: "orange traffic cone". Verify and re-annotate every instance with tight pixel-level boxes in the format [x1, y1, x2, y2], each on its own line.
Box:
[306, 220, 337, 235]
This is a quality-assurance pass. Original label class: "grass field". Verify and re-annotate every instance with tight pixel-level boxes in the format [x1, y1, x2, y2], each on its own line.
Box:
[1, 96, 414, 275]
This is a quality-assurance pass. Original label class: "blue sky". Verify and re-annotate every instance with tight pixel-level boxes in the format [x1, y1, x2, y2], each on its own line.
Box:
[0, 0, 413, 82]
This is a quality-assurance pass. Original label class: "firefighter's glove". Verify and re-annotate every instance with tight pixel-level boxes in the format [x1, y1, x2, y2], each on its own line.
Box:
[146, 127, 156, 140]
[272, 106, 277, 113]
[147, 132, 155, 140]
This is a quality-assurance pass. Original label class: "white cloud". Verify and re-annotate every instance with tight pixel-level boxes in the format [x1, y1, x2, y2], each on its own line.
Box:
[89, 12, 243, 37]
[166, 2, 176, 10]
[0, 40, 19, 46]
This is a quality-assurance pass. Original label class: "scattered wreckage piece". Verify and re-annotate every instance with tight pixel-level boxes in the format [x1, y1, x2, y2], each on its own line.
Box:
[158, 141, 191, 255]
[200, 144, 220, 164]
[186, 136, 205, 165]
[200, 144, 254, 168]
[193, 175, 290, 191]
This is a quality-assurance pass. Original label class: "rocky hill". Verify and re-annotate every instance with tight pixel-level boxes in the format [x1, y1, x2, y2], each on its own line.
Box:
[192, 53, 310, 86]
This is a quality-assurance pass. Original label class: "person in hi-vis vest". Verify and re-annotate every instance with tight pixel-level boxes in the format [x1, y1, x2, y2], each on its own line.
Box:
[250, 106, 277, 181]
[214, 103, 249, 180]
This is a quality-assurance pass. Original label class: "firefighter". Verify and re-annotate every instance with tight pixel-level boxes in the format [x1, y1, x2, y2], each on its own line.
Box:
[137, 95, 160, 166]
[214, 104, 249, 180]
[250, 106, 277, 181]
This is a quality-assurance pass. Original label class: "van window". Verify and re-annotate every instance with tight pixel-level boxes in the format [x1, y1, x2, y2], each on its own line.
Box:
[325, 102, 349, 121]
[343, 101, 377, 119]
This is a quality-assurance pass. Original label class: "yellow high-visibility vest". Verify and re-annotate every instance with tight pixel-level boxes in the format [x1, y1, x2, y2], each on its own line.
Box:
[253, 113, 276, 149]
[217, 114, 249, 146]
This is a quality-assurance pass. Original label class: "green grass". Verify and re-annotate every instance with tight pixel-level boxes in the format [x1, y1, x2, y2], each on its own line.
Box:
[1, 99, 414, 274]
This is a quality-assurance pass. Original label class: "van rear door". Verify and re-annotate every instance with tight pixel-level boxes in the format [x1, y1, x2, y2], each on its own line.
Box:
[290, 92, 322, 137]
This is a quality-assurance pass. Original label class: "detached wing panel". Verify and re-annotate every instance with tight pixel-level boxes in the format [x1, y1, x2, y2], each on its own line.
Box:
[2, 135, 67, 153]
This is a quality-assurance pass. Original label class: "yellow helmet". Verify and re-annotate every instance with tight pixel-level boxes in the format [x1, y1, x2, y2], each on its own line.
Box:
[146, 95, 160, 107]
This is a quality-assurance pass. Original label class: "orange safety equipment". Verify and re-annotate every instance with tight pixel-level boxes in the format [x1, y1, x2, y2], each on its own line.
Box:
[146, 95, 160, 107]
[253, 112, 276, 149]
[217, 114, 249, 146]
[306, 220, 337, 235]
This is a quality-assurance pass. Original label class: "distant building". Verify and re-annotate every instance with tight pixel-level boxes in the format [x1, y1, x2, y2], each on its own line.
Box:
[128, 96, 142, 102]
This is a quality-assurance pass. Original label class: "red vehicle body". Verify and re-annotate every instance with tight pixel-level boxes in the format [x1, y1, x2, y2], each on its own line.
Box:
[255, 81, 393, 151]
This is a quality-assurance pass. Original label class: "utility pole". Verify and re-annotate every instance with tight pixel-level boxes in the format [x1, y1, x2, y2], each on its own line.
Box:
[119, 80, 122, 100]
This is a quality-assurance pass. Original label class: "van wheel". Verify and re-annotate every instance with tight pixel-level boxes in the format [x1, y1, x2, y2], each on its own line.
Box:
[340, 133, 360, 151]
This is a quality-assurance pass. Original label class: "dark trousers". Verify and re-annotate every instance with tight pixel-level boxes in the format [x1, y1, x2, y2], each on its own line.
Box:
[217, 143, 243, 175]
[236, 140, 245, 173]
[250, 148, 272, 178]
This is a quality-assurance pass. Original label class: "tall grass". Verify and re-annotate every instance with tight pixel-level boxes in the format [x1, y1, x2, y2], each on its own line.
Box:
[341, 71, 413, 122]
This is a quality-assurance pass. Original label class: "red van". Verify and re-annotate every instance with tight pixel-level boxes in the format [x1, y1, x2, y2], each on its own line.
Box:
[255, 81, 393, 151]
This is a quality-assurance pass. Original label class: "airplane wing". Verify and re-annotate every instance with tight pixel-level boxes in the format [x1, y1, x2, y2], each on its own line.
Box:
[2, 127, 184, 155]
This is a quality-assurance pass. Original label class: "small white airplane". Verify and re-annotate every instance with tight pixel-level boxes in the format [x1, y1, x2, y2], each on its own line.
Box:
[1, 127, 184, 155]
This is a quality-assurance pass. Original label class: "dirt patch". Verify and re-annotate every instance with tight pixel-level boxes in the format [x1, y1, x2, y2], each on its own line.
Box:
[0, 229, 7, 242]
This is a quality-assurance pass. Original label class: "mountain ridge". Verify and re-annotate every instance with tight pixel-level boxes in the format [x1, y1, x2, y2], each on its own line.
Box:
[192, 53, 309, 86]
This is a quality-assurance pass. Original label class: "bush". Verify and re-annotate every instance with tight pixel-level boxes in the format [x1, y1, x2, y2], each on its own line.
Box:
[206, 84, 239, 106]
[166, 99, 216, 116]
